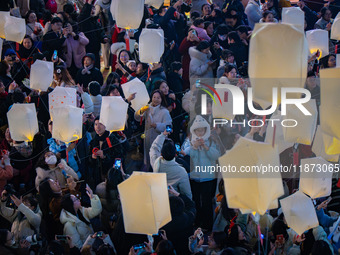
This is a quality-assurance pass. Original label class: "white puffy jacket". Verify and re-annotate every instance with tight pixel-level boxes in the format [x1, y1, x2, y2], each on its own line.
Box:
[59, 195, 102, 249]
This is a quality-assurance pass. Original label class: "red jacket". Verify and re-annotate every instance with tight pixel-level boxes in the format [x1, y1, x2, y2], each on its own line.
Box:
[0, 164, 13, 193]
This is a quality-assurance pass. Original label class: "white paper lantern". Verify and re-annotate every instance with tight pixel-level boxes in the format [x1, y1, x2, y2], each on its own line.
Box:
[249, 23, 308, 109]
[121, 78, 150, 112]
[4, 15, 26, 43]
[331, 17, 340, 40]
[299, 157, 333, 199]
[111, 0, 144, 29]
[99, 96, 129, 132]
[30, 60, 54, 91]
[265, 111, 294, 153]
[306, 29, 329, 59]
[0, 12, 10, 39]
[312, 126, 340, 162]
[320, 68, 340, 154]
[219, 137, 284, 215]
[145, 0, 164, 9]
[118, 172, 172, 235]
[7, 103, 38, 142]
[282, 99, 318, 145]
[212, 84, 236, 120]
[139, 29, 165, 64]
[49, 87, 77, 120]
[51, 106, 83, 143]
[280, 191, 319, 235]
[0, 38, 3, 60]
[337, 54, 340, 68]
[282, 7, 305, 31]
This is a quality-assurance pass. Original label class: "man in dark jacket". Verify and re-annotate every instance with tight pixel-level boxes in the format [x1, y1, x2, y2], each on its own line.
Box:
[42, 17, 67, 61]
[78, 0, 109, 68]
[88, 118, 124, 188]
[153, 1, 186, 45]
[162, 188, 196, 255]
[75, 53, 104, 90]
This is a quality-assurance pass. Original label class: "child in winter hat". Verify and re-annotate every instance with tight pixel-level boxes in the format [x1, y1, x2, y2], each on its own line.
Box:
[190, 115, 210, 150]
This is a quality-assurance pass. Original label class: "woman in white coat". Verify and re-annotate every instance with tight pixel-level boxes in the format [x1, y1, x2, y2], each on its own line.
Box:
[59, 185, 102, 249]
[189, 41, 215, 87]
[135, 89, 172, 171]
[0, 192, 42, 243]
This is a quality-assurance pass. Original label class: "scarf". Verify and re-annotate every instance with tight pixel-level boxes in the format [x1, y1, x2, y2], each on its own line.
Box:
[81, 64, 94, 75]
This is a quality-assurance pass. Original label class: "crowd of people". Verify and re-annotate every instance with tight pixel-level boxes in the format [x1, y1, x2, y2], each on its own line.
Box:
[0, 0, 339, 254]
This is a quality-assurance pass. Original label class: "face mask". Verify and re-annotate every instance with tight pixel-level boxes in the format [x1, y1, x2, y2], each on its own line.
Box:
[218, 34, 227, 41]
[45, 155, 57, 165]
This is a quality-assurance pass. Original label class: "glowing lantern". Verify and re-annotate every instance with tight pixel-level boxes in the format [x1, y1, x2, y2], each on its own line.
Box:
[265, 111, 294, 153]
[312, 126, 340, 162]
[299, 157, 333, 199]
[99, 96, 129, 132]
[121, 78, 150, 112]
[331, 17, 340, 40]
[306, 29, 329, 59]
[212, 84, 237, 120]
[4, 16, 26, 43]
[7, 103, 38, 142]
[320, 68, 340, 154]
[145, 0, 164, 9]
[282, 7, 305, 31]
[118, 172, 172, 235]
[249, 23, 308, 109]
[282, 99, 317, 145]
[49, 87, 77, 120]
[0, 12, 10, 38]
[0, 39, 3, 60]
[163, 0, 170, 6]
[51, 106, 83, 143]
[110, 0, 144, 29]
[280, 191, 319, 235]
[30, 60, 54, 91]
[139, 29, 165, 64]
[219, 137, 284, 215]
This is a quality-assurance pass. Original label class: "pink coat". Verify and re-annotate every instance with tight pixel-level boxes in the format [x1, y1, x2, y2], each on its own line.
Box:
[190, 25, 211, 42]
[63, 32, 89, 69]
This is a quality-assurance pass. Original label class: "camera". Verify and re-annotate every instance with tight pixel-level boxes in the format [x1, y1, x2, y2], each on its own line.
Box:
[4, 184, 17, 197]
[26, 234, 42, 243]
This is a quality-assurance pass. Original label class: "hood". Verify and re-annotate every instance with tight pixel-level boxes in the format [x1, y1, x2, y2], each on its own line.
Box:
[60, 208, 87, 225]
[189, 46, 212, 62]
[190, 115, 211, 141]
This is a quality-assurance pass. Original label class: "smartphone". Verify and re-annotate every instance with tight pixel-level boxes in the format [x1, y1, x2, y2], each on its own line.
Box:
[56, 235, 67, 242]
[170, 40, 175, 46]
[114, 158, 121, 169]
[197, 230, 204, 240]
[11, 55, 16, 61]
[53, 50, 58, 61]
[276, 234, 284, 244]
[166, 125, 172, 133]
[325, 196, 332, 204]
[133, 243, 146, 251]
[175, 144, 181, 152]
[96, 231, 103, 238]
[192, 30, 197, 36]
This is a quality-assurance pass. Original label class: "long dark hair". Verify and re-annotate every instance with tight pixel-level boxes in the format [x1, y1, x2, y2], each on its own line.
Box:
[38, 178, 61, 218]
[105, 168, 124, 202]
[61, 194, 91, 225]
[150, 89, 168, 108]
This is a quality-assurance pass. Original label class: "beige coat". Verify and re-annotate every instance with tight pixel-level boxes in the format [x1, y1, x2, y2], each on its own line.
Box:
[0, 201, 42, 242]
[35, 159, 78, 191]
[59, 195, 102, 249]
